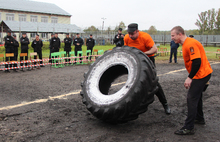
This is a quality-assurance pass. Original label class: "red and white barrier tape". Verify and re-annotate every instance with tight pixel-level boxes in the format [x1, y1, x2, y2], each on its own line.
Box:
[0, 55, 101, 65]
[0, 56, 98, 71]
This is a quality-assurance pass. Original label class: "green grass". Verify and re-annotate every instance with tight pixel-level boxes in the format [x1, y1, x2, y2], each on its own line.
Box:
[0, 43, 220, 61]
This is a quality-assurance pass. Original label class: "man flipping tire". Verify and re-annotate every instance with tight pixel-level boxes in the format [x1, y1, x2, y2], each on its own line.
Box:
[124, 23, 171, 115]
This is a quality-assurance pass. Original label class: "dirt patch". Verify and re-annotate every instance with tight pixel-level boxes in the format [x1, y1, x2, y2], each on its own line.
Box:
[0, 60, 220, 142]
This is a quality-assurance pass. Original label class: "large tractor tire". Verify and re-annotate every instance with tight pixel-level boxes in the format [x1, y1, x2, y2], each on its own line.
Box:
[81, 46, 159, 123]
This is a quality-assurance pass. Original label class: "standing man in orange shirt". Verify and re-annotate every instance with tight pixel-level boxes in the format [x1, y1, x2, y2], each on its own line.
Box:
[171, 26, 212, 135]
[124, 23, 171, 115]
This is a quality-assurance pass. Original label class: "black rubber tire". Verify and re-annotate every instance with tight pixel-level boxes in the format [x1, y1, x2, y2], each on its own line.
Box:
[81, 46, 158, 123]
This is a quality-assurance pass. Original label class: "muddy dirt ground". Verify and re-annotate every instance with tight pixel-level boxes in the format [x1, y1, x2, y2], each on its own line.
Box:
[0, 59, 219, 142]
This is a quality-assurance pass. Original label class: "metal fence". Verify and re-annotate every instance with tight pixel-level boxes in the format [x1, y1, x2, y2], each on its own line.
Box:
[82, 31, 220, 46]
[151, 35, 220, 46]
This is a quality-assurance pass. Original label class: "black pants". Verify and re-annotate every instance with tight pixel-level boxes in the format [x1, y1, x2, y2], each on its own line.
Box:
[155, 83, 168, 105]
[169, 49, 177, 63]
[149, 56, 155, 67]
[65, 50, 71, 63]
[49, 49, 52, 63]
[184, 74, 211, 130]
[75, 48, 82, 63]
[5, 50, 13, 69]
[14, 52, 18, 68]
[49, 48, 59, 63]
[87, 47, 93, 60]
[149, 56, 168, 105]
[20, 49, 28, 66]
[34, 50, 43, 65]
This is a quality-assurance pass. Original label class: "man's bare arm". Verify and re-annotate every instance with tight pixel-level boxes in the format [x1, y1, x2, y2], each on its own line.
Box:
[144, 44, 157, 55]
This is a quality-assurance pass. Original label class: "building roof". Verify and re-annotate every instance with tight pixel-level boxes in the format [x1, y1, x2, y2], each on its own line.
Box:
[0, 0, 71, 16]
[1, 20, 84, 33]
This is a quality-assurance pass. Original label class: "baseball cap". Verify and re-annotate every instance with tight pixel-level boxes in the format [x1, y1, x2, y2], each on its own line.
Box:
[7, 29, 12, 33]
[127, 23, 138, 33]
[118, 28, 122, 31]
[13, 34, 16, 37]
[189, 35, 194, 38]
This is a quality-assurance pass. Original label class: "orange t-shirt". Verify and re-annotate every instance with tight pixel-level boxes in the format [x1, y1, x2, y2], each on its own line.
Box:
[124, 31, 155, 57]
[182, 37, 212, 79]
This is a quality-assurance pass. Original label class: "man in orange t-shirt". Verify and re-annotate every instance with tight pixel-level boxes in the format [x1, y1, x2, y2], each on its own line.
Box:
[124, 23, 171, 115]
[124, 24, 157, 66]
[171, 26, 212, 135]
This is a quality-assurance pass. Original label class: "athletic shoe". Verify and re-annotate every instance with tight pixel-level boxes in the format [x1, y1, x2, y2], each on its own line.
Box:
[163, 104, 171, 115]
[174, 128, 195, 135]
[194, 119, 205, 125]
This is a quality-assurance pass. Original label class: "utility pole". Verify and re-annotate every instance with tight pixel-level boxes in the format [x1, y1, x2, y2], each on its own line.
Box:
[101, 17, 106, 45]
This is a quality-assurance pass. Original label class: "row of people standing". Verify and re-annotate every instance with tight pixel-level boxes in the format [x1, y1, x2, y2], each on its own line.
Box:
[4, 30, 31, 72]
[3, 31, 96, 72]
[49, 33, 95, 64]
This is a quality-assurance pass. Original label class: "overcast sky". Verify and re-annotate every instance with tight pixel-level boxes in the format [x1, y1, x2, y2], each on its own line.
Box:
[34, 0, 220, 31]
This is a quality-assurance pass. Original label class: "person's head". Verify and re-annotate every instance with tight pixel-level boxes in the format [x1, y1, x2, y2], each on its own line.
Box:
[7, 29, 12, 36]
[90, 34, 93, 38]
[22, 32, 26, 38]
[51, 33, 54, 38]
[127, 23, 139, 40]
[13, 34, 16, 39]
[189, 35, 194, 38]
[36, 34, 39, 40]
[76, 33, 80, 38]
[66, 33, 69, 38]
[118, 28, 122, 34]
[171, 26, 186, 44]
[55, 33, 58, 38]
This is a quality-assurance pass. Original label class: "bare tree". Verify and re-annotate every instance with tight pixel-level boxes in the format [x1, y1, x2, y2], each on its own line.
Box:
[215, 8, 220, 34]
[207, 8, 216, 34]
[84, 25, 99, 32]
[114, 21, 126, 32]
[148, 26, 157, 35]
[195, 11, 208, 34]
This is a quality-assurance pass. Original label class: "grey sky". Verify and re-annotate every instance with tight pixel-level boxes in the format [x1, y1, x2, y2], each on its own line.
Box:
[34, 0, 220, 31]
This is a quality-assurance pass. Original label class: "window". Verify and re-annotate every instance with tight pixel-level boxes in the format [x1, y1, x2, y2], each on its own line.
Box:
[6, 13, 14, 21]
[51, 17, 58, 23]
[30, 15, 38, 22]
[19, 14, 26, 22]
[41, 33, 48, 38]
[31, 33, 36, 38]
[41, 16, 48, 23]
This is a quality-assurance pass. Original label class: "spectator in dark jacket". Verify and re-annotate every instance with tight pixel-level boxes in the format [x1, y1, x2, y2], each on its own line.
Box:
[169, 40, 179, 63]
[50, 33, 60, 65]
[73, 33, 84, 63]
[49, 33, 54, 63]
[20, 32, 30, 69]
[4, 29, 14, 72]
[86, 34, 95, 60]
[13, 34, 19, 71]
[50, 33, 60, 53]
[113, 28, 125, 47]
[31, 34, 44, 67]
[64, 33, 72, 64]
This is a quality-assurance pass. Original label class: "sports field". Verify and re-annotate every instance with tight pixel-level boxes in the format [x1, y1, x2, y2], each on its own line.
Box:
[0, 58, 219, 141]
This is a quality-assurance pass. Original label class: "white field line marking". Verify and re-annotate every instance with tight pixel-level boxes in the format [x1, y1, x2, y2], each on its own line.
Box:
[0, 91, 80, 111]
[0, 62, 219, 111]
